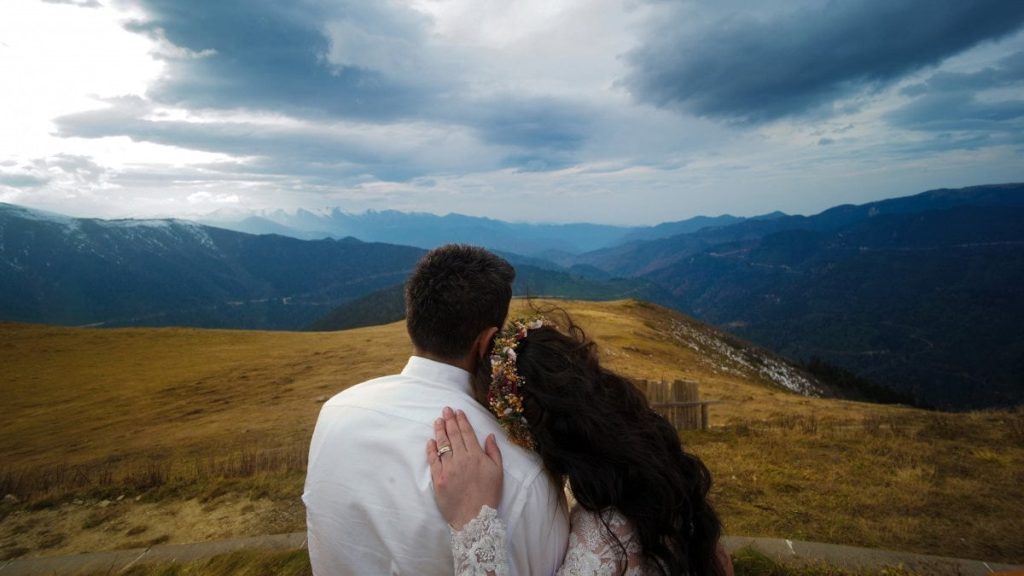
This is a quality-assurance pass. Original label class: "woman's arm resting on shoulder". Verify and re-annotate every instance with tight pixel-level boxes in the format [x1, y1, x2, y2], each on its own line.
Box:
[427, 407, 508, 576]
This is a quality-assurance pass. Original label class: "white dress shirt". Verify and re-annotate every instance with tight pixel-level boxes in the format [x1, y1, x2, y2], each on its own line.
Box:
[304, 356, 569, 576]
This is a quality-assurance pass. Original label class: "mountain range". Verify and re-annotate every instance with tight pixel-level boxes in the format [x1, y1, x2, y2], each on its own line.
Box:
[0, 203, 663, 330]
[3, 182, 1022, 409]
[0, 204, 424, 329]
[200, 207, 780, 257]
[576, 184, 1024, 409]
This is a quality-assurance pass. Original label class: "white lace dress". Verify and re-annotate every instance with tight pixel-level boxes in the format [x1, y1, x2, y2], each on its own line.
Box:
[450, 503, 654, 576]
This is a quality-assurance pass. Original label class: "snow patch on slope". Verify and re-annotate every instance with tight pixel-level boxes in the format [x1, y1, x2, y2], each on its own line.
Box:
[669, 319, 822, 396]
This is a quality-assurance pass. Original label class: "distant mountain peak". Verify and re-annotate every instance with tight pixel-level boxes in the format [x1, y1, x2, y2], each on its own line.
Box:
[0, 202, 76, 226]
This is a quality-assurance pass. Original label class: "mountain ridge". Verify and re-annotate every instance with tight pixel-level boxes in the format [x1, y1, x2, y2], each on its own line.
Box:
[0, 203, 670, 331]
[570, 185, 1024, 409]
[200, 206, 774, 256]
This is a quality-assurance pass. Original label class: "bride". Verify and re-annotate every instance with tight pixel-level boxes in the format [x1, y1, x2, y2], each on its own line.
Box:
[426, 315, 734, 576]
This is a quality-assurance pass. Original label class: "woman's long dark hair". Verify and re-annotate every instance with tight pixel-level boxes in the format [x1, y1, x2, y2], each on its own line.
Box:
[475, 311, 724, 576]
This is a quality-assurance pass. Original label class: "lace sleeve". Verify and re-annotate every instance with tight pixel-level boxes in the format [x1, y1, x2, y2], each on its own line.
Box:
[556, 507, 645, 576]
[450, 505, 510, 576]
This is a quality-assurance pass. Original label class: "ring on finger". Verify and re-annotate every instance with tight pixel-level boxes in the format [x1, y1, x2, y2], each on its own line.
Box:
[437, 445, 452, 457]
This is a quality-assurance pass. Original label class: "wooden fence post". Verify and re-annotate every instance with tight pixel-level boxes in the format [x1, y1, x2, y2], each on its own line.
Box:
[644, 379, 716, 432]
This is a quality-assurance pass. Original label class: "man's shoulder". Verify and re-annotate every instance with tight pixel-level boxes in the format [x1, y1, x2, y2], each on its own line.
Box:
[316, 375, 554, 488]
[323, 373, 404, 406]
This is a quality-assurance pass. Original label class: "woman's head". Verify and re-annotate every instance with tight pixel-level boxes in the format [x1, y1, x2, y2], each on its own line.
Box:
[475, 311, 724, 576]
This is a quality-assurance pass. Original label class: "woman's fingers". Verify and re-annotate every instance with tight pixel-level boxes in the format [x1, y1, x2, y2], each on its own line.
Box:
[436, 407, 494, 463]
[434, 416, 454, 460]
[483, 433, 503, 468]
[455, 409, 483, 456]
[426, 408, 505, 530]
[443, 406, 468, 455]
[427, 438, 438, 465]
[426, 438, 442, 481]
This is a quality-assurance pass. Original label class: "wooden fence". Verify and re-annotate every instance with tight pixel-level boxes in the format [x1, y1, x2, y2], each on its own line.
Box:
[637, 379, 717, 431]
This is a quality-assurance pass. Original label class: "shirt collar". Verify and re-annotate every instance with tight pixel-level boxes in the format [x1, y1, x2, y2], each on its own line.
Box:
[401, 356, 473, 395]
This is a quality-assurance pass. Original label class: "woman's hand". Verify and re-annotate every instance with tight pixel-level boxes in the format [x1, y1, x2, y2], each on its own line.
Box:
[426, 406, 504, 530]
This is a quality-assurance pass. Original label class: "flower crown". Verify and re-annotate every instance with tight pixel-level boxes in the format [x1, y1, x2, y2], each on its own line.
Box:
[487, 316, 551, 450]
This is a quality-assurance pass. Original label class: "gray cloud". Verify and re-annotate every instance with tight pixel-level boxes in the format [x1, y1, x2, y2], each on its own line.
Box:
[0, 173, 49, 188]
[0, 155, 111, 190]
[51, 95, 594, 184]
[56, 97, 369, 159]
[469, 97, 589, 151]
[94, 0, 595, 173]
[0, 155, 113, 212]
[462, 96, 591, 172]
[122, 0, 436, 121]
[888, 50, 1024, 141]
[901, 50, 1024, 96]
[624, 1, 1024, 124]
[54, 97, 444, 182]
[889, 93, 1024, 133]
[41, 154, 108, 176]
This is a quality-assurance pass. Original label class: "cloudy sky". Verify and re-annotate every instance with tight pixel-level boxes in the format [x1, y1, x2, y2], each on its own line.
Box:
[1, 0, 1023, 224]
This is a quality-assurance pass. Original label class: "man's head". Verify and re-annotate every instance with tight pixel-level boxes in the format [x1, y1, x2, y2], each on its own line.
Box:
[405, 244, 516, 366]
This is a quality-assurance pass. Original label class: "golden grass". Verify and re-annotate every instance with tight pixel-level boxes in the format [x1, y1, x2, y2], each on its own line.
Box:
[695, 412, 1024, 563]
[0, 321, 408, 471]
[2, 299, 1022, 564]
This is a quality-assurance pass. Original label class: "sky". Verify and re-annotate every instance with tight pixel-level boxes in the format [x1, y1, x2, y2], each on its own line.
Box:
[1, 0, 1023, 225]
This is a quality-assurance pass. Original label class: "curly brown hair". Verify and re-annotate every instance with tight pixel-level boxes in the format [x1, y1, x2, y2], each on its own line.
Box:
[474, 310, 724, 576]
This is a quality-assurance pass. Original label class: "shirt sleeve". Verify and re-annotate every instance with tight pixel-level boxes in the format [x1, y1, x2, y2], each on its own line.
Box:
[503, 469, 570, 576]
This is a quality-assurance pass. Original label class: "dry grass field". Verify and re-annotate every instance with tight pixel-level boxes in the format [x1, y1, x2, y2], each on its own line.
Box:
[2, 298, 1022, 567]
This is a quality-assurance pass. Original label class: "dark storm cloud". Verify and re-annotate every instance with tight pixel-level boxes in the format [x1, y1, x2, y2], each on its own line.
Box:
[470, 97, 589, 150]
[89, 0, 594, 174]
[624, 0, 1024, 124]
[464, 96, 591, 171]
[123, 0, 435, 121]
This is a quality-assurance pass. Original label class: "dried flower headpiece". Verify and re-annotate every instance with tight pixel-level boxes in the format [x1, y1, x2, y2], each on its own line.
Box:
[487, 316, 552, 449]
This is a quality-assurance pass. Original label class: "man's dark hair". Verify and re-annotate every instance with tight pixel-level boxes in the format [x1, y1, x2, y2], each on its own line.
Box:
[405, 244, 516, 360]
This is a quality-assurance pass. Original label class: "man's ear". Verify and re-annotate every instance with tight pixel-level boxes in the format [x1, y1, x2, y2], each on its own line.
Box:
[473, 326, 499, 362]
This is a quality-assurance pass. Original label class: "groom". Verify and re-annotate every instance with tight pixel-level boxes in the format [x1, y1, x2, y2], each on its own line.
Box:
[304, 244, 569, 575]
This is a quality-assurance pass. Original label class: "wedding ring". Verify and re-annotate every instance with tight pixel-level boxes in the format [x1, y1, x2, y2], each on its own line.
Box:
[436, 445, 452, 457]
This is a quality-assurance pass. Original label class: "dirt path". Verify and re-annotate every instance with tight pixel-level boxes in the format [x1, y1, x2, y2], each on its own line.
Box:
[2, 534, 1021, 576]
